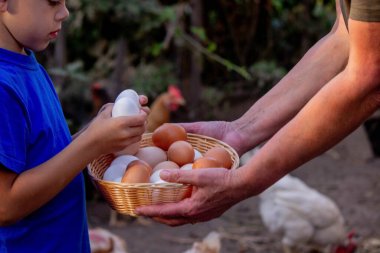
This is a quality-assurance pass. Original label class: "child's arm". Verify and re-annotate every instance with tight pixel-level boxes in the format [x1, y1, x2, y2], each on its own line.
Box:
[0, 105, 147, 225]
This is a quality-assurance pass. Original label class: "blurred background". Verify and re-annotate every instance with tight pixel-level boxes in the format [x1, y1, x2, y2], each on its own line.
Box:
[38, 0, 380, 252]
[41, 0, 337, 133]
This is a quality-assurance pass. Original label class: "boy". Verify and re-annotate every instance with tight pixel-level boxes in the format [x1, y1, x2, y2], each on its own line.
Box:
[0, 1, 148, 252]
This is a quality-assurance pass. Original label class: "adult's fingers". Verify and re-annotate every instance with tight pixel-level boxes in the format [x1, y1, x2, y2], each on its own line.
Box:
[151, 216, 193, 227]
[177, 122, 202, 134]
[158, 169, 201, 186]
[159, 167, 229, 186]
[135, 199, 193, 219]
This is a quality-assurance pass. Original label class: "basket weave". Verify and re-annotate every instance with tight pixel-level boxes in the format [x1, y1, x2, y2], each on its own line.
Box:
[88, 133, 239, 216]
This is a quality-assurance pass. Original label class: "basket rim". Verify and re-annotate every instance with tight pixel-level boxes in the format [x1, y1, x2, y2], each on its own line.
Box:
[87, 132, 240, 187]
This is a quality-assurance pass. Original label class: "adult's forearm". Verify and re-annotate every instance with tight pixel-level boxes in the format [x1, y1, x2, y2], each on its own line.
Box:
[239, 67, 380, 196]
[233, 21, 349, 153]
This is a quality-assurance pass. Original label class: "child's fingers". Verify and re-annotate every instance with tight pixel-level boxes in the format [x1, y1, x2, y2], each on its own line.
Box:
[114, 114, 147, 127]
[141, 106, 150, 115]
[98, 103, 113, 116]
[139, 95, 149, 106]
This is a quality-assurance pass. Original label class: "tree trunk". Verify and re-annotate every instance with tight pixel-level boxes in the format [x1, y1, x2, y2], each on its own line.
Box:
[109, 37, 128, 98]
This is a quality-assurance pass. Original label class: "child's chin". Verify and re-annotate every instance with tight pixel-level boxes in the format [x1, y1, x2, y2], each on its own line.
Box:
[32, 42, 51, 52]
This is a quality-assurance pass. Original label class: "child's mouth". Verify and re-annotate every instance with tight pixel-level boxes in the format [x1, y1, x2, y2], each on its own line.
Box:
[49, 30, 60, 39]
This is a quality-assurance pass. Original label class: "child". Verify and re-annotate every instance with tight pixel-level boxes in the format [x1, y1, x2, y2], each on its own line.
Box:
[0, 1, 148, 252]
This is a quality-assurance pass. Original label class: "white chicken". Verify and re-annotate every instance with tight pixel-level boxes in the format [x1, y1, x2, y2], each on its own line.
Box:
[183, 231, 221, 253]
[259, 174, 356, 253]
[89, 227, 128, 253]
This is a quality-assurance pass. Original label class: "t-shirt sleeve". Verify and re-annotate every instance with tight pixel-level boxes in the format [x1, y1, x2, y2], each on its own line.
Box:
[350, 0, 380, 22]
[0, 83, 28, 173]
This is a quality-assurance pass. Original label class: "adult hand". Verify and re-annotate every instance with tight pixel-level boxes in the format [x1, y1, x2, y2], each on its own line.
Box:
[179, 121, 250, 156]
[135, 167, 248, 226]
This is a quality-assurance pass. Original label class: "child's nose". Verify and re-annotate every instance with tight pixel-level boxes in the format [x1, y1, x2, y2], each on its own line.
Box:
[56, 4, 70, 22]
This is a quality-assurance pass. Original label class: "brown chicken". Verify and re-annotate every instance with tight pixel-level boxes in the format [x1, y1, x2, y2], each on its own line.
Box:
[90, 82, 112, 117]
[146, 85, 186, 132]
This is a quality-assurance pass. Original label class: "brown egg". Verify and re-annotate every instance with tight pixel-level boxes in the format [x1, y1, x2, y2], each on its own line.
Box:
[121, 160, 152, 183]
[167, 141, 194, 166]
[152, 161, 180, 173]
[204, 146, 233, 169]
[152, 123, 187, 150]
[135, 146, 167, 168]
[192, 157, 223, 169]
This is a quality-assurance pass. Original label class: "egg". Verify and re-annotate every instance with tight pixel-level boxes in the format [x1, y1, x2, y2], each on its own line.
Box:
[152, 161, 179, 173]
[112, 92, 142, 156]
[103, 164, 128, 182]
[135, 146, 167, 168]
[121, 160, 152, 183]
[192, 157, 223, 169]
[110, 155, 138, 167]
[149, 169, 168, 184]
[204, 146, 233, 169]
[112, 97, 140, 117]
[167, 140, 194, 166]
[113, 177, 122, 183]
[152, 123, 187, 150]
[180, 163, 193, 171]
[115, 89, 140, 105]
[103, 155, 138, 181]
[193, 149, 203, 161]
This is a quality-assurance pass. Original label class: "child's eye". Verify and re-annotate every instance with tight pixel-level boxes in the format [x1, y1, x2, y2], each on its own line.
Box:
[48, 0, 61, 6]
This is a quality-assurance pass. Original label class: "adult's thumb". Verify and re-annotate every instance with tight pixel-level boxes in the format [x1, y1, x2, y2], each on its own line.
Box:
[159, 169, 196, 185]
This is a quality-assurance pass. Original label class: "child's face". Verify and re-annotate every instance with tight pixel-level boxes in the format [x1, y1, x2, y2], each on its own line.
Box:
[0, 0, 69, 54]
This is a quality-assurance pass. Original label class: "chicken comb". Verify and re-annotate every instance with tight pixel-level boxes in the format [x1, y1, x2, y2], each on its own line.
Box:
[92, 82, 102, 91]
[168, 85, 183, 99]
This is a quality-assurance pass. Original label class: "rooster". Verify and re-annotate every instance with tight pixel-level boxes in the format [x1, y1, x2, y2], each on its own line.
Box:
[146, 85, 186, 132]
[259, 174, 357, 253]
[90, 82, 112, 117]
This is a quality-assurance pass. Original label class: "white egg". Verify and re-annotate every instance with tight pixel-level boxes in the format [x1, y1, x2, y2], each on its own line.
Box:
[180, 163, 193, 171]
[110, 155, 138, 167]
[115, 89, 140, 105]
[193, 149, 203, 161]
[149, 169, 168, 184]
[103, 164, 128, 182]
[135, 146, 167, 168]
[112, 97, 140, 117]
[113, 177, 122, 183]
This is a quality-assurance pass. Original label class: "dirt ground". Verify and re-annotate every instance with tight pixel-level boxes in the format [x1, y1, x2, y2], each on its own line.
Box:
[86, 125, 380, 253]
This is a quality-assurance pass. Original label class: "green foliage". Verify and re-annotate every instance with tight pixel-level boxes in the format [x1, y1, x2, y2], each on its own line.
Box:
[46, 0, 339, 126]
[269, 0, 335, 68]
[132, 61, 178, 98]
[249, 60, 286, 90]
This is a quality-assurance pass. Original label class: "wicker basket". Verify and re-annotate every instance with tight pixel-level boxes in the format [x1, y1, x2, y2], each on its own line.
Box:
[88, 133, 240, 216]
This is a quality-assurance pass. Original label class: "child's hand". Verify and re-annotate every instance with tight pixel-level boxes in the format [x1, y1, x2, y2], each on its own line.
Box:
[139, 94, 150, 116]
[83, 103, 147, 156]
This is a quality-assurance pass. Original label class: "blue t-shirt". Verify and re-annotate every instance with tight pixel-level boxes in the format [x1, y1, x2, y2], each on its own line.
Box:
[0, 48, 90, 253]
